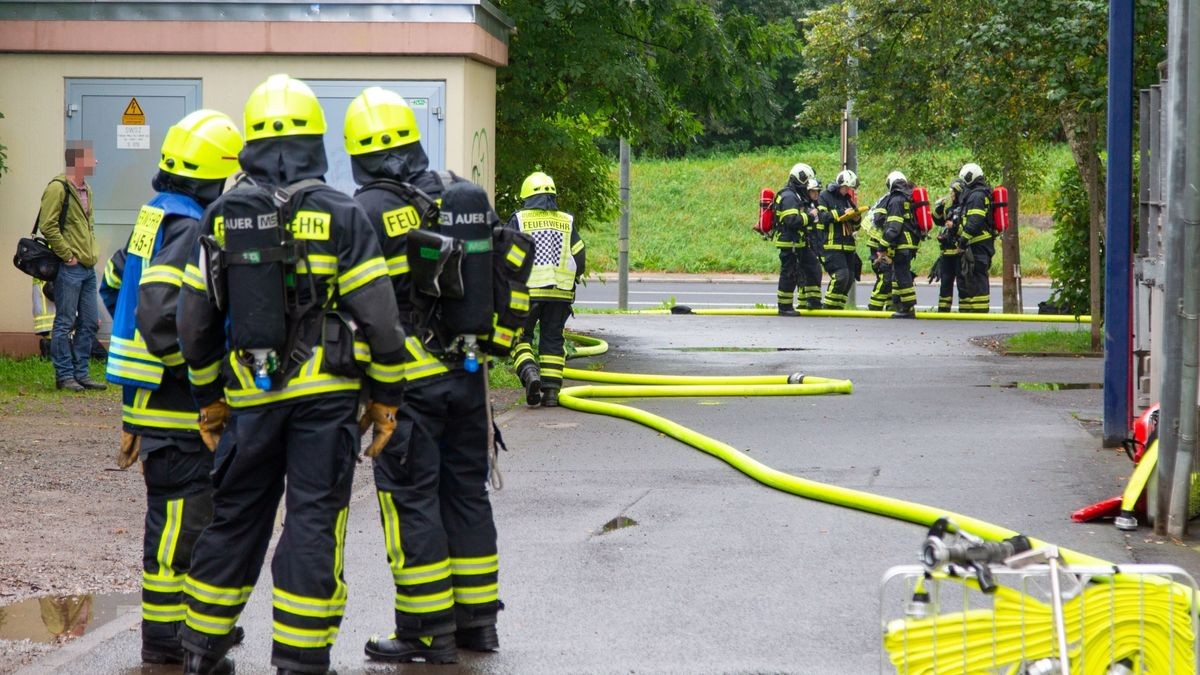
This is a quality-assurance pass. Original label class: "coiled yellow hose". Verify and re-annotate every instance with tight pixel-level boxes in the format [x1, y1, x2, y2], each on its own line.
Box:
[559, 332, 1196, 673]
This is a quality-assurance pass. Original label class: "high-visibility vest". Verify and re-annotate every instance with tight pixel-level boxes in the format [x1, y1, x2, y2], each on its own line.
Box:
[515, 209, 576, 298]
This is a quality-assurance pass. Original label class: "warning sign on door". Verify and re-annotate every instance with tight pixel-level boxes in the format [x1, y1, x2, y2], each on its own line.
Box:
[117, 124, 150, 150]
[121, 98, 146, 125]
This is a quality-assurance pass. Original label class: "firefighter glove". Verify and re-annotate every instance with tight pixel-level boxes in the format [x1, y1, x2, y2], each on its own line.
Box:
[359, 401, 399, 458]
[927, 263, 941, 285]
[117, 431, 141, 470]
[198, 399, 231, 452]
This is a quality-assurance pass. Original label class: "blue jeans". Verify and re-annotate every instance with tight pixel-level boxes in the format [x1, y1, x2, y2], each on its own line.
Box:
[51, 263, 99, 383]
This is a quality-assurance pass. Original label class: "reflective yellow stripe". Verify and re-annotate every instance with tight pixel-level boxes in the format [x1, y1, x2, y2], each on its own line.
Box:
[182, 263, 206, 291]
[571, 239, 585, 254]
[529, 287, 573, 300]
[491, 327, 515, 349]
[104, 260, 122, 289]
[333, 506, 349, 607]
[510, 290, 529, 312]
[140, 265, 184, 287]
[776, 208, 799, 217]
[452, 583, 499, 605]
[123, 402, 200, 431]
[107, 360, 163, 386]
[449, 554, 499, 575]
[396, 560, 451, 586]
[505, 246, 526, 268]
[189, 360, 221, 386]
[297, 253, 338, 276]
[225, 375, 360, 408]
[154, 499, 183, 578]
[272, 588, 346, 619]
[143, 573, 184, 594]
[403, 337, 450, 381]
[272, 621, 338, 648]
[338, 257, 387, 295]
[184, 576, 254, 607]
[366, 360, 405, 384]
[185, 608, 239, 635]
[394, 589, 454, 614]
[161, 350, 185, 368]
[386, 255, 410, 276]
[378, 491, 405, 580]
[142, 602, 186, 622]
[966, 209, 988, 217]
[886, 216, 904, 223]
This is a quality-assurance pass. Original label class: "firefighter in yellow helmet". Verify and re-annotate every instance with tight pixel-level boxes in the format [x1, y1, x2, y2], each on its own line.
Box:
[176, 75, 406, 675]
[345, 87, 532, 663]
[508, 171, 585, 406]
[97, 109, 245, 667]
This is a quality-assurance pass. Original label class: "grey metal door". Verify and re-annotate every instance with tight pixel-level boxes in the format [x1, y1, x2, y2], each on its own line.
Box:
[66, 78, 200, 335]
[309, 80, 446, 196]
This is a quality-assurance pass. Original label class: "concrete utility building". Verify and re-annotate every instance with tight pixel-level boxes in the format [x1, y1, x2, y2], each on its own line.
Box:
[0, 0, 512, 353]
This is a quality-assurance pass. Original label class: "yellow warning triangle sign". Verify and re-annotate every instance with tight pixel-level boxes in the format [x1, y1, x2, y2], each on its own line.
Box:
[122, 97, 146, 125]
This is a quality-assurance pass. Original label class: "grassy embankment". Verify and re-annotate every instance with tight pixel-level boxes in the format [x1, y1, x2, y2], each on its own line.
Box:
[1003, 329, 1096, 355]
[587, 139, 1073, 277]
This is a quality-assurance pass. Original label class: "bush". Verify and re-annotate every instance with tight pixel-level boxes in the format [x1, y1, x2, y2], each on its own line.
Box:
[1047, 163, 1099, 316]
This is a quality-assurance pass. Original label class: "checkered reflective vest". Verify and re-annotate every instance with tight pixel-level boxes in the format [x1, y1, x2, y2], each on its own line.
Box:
[514, 209, 576, 293]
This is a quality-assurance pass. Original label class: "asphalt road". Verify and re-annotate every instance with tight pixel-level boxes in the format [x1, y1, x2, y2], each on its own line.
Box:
[27, 313, 1195, 675]
[576, 278, 1053, 314]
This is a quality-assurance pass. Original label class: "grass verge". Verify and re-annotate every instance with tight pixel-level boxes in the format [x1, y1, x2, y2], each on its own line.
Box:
[586, 139, 1070, 277]
[1003, 329, 1097, 355]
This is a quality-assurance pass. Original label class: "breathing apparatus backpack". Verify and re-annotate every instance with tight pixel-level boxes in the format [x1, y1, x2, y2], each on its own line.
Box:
[199, 176, 322, 390]
[361, 175, 534, 370]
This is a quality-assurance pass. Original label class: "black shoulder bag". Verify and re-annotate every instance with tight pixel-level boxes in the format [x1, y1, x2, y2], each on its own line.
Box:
[14, 179, 71, 282]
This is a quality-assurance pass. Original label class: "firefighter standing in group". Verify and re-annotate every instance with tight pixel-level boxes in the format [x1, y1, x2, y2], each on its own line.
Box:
[344, 87, 531, 664]
[817, 170, 866, 310]
[98, 110, 245, 667]
[771, 163, 820, 316]
[508, 171, 583, 407]
[866, 190, 893, 312]
[929, 178, 965, 312]
[879, 170, 921, 318]
[176, 74, 407, 675]
[955, 163, 995, 313]
[799, 177, 825, 310]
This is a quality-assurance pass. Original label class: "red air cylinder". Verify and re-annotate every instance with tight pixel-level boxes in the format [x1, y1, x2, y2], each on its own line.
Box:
[912, 186, 933, 233]
[755, 188, 775, 236]
[992, 185, 1010, 233]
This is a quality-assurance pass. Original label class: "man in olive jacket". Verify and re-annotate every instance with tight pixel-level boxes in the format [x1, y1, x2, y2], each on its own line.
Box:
[38, 140, 104, 392]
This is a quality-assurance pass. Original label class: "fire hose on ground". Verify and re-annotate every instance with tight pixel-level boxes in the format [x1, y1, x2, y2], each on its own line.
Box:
[632, 307, 1092, 323]
[554, 332, 1195, 673]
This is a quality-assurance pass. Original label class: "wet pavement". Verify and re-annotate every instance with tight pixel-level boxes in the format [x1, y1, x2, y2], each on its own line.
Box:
[11, 313, 1199, 674]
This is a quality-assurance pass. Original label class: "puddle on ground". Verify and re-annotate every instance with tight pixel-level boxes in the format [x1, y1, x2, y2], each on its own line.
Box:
[0, 591, 139, 644]
[599, 515, 638, 534]
[666, 347, 809, 353]
[985, 382, 1104, 391]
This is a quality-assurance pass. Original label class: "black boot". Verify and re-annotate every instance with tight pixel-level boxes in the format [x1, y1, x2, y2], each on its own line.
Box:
[777, 304, 799, 316]
[183, 651, 235, 675]
[364, 633, 458, 664]
[142, 621, 184, 664]
[519, 367, 542, 407]
[455, 624, 499, 652]
[890, 309, 917, 319]
[540, 387, 559, 407]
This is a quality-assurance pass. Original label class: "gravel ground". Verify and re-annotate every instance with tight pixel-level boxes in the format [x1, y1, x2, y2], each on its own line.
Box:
[0, 384, 523, 674]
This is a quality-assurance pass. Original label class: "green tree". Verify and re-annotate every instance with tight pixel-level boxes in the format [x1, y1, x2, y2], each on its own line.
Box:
[493, 0, 799, 227]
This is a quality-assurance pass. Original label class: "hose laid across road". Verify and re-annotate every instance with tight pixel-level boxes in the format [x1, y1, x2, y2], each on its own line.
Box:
[633, 307, 1091, 322]
[558, 331, 1195, 672]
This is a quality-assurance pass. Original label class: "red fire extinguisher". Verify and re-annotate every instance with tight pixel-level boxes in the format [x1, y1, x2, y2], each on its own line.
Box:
[912, 186, 933, 234]
[992, 186, 1010, 233]
[755, 188, 775, 237]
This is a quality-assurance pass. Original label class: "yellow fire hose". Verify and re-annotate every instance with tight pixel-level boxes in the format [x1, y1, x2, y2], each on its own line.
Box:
[632, 308, 1091, 323]
[558, 332, 1195, 673]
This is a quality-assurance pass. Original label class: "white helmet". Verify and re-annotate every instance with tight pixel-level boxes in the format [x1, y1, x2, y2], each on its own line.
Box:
[958, 162, 984, 185]
[885, 170, 907, 191]
[806, 178, 821, 192]
[835, 169, 859, 188]
[789, 162, 815, 185]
